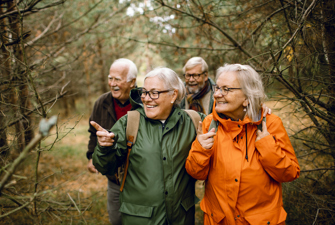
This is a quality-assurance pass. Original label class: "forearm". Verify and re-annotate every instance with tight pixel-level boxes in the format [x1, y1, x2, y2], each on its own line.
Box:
[256, 119, 300, 183]
[186, 138, 213, 180]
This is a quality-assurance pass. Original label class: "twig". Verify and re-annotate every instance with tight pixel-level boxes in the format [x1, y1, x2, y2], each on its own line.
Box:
[0, 116, 58, 194]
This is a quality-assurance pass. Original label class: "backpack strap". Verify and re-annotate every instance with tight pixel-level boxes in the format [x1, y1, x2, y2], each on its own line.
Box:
[126, 111, 140, 144]
[119, 110, 140, 192]
[183, 109, 201, 131]
[209, 118, 219, 133]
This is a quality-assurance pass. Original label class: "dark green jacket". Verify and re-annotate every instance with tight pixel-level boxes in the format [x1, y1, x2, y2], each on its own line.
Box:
[93, 88, 205, 225]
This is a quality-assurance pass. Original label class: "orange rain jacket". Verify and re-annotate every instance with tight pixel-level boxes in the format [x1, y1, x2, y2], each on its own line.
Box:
[186, 104, 300, 225]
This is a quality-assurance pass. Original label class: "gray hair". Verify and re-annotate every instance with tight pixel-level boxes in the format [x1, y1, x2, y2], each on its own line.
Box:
[111, 58, 138, 83]
[144, 67, 186, 105]
[216, 64, 266, 122]
[183, 57, 208, 74]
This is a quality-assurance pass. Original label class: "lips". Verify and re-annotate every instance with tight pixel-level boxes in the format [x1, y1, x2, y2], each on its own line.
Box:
[146, 105, 157, 108]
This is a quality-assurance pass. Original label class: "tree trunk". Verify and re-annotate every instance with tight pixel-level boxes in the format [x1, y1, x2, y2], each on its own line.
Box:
[322, 0, 335, 159]
[0, 3, 9, 157]
[7, 0, 34, 152]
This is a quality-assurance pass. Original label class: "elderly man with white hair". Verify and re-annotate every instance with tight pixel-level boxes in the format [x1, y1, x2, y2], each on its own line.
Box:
[180, 57, 215, 115]
[87, 58, 137, 225]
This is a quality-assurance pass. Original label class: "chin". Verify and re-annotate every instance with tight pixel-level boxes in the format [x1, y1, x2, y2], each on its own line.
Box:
[215, 105, 227, 114]
[188, 87, 199, 94]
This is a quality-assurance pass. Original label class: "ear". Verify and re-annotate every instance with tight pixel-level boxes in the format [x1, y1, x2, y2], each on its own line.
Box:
[130, 78, 136, 88]
[204, 72, 208, 81]
[243, 99, 249, 107]
[171, 90, 178, 103]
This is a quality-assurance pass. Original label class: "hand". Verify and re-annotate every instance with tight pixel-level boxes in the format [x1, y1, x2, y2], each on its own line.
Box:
[197, 121, 216, 149]
[87, 158, 98, 174]
[256, 120, 270, 142]
[262, 103, 272, 117]
[90, 121, 115, 146]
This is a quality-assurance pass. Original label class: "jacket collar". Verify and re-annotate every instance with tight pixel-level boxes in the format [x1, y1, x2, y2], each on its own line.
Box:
[211, 100, 264, 138]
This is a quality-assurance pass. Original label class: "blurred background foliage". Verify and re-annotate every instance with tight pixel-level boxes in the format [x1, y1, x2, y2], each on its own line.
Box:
[0, 0, 334, 224]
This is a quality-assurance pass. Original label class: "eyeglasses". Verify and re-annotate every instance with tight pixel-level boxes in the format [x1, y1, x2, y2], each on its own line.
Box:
[138, 88, 173, 100]
[214, 85, 242, 95]
[183, 72, 206, 80]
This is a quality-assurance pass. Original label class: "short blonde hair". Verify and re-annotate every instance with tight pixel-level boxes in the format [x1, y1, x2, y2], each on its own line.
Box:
[145, 67, 186, 105]
[183, 57, 208, 74]
[216, 64, 266, 122]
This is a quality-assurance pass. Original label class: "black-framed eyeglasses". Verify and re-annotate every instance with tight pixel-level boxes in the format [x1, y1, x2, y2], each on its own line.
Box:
[183, 72, 206, 80]
[214, 85, 242, 95]
[138, 88, 173, 100]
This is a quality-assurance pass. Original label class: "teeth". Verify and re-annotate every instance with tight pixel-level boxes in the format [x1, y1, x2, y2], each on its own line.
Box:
[147, 105, 155, 108]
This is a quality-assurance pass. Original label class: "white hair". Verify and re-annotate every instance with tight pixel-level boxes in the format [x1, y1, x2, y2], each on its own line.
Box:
[111, 58, 138, 83]
[183, 57, 208, 74]
[216, 64, 267, 122]
[144, 67, 186, 105]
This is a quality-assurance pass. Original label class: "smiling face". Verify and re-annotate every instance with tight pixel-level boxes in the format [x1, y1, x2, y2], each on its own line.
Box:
[214, 71, 248, 120]
[142, 76, 177, 120]
[108, 63, 135, 104]
[185, 64, 208, 94]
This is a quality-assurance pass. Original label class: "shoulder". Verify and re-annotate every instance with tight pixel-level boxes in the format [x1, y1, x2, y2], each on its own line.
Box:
[265, 113, 282, 124]
[208, 77, 215, 85]
[265, 113, 286, 131]
[95, 92, 112, 104]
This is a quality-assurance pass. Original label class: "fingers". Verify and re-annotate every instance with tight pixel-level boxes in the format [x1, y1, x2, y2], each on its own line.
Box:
[261, 103, 272, 117]
[90, 121, 106, 132]
[87, 159, 98, 173]
[96, 130, 115, 147]
[197, 126, 216, 149]
[256, 120, 270, 142]
[197, 121, 203, 135]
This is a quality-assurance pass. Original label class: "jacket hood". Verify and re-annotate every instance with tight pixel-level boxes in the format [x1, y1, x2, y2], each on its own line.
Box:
[211, 99, 264, 130]
[130, 88, 143, 110]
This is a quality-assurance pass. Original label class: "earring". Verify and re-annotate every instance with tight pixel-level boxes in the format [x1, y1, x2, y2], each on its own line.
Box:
[171, 101, 174, 104]
[243, 107, 247, 112]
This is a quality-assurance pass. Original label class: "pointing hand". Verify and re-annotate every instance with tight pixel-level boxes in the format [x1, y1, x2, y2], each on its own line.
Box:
[90, 121, 115, 146]
[197, 121, 216, 149]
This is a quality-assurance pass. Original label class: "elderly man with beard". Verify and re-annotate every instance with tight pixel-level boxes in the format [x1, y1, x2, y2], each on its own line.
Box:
[86, 58, 137, 225]
[180, 57, 215, 115]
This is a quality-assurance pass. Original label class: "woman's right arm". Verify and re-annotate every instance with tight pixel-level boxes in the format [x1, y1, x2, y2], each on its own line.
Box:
[92, 116, 128, 176]
[185, 116, 216, 180]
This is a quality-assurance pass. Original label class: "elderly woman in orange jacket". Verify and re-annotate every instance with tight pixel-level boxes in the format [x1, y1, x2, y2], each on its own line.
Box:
[185, 64, 300, 225]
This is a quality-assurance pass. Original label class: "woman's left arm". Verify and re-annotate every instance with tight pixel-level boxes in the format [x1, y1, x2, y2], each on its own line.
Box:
[255, 115, 300, 183]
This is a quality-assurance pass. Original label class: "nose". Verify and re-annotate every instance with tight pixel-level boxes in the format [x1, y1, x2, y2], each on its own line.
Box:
[110, 79, 116, 86]
[143, 93, 152, 101]
[213, 89, 223, 98]
[189, 76, 195, 82]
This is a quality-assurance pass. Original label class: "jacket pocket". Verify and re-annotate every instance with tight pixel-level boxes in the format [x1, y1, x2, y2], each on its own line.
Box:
[181, 195, 199, 211]
[201, 202, 225, 223]
[119, 202, 154, 218]
[244, 207, 287, 225]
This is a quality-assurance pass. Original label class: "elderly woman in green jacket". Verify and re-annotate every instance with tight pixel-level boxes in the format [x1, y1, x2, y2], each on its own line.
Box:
[91, 67, 205, 225]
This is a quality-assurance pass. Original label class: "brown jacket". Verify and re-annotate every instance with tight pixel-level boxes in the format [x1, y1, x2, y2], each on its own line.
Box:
[87, 92, 117, 160]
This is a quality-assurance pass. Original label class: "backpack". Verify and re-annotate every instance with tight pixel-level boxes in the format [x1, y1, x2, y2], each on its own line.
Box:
[117, 109, 201, 192]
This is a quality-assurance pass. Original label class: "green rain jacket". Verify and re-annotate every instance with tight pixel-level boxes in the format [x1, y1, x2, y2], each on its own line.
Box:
[92, 88, 205, 225]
